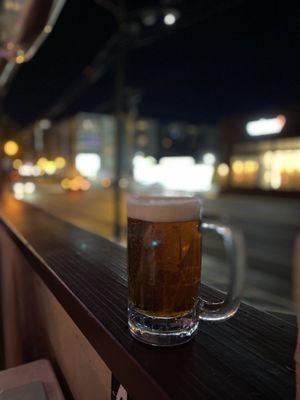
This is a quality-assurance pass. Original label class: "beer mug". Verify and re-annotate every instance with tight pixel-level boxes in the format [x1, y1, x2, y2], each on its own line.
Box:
[127, 196, 245, 346]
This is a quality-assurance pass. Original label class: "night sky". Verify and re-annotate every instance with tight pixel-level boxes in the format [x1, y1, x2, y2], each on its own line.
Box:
[2, 0, 300, 126]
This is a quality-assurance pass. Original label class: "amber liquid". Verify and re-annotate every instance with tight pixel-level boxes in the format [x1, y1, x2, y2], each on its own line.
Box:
[127, 217, 201, 317]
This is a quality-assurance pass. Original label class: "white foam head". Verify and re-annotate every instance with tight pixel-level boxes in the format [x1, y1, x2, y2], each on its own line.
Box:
[127, 196, 201, 222]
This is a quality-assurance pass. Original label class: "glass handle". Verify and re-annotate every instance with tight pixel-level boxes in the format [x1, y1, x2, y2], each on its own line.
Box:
[198, 220, 246, 321]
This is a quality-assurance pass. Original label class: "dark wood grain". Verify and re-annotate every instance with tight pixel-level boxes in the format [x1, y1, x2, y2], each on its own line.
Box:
[0, 195, 296, 400]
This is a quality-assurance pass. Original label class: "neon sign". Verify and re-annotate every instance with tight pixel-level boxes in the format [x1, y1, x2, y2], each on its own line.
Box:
[246, 115, 286, 136]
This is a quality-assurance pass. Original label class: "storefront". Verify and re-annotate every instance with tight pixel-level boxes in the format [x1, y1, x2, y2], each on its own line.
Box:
[218, 106, 300, 195]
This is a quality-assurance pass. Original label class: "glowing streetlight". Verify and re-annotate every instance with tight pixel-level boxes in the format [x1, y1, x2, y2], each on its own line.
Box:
[4, 140, 19, 156]
[164, 13, 176, 25]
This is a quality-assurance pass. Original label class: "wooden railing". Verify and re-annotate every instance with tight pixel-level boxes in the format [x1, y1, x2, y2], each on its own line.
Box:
[0, 195, 296, 399]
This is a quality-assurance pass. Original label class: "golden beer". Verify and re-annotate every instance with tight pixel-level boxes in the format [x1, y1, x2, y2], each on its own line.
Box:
[127, 197, 201, 318]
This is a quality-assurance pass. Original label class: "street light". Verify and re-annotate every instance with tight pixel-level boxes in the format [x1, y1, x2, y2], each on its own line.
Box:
[164, 13, 176, 25]
[4, 140, 19, 156]
[163, 9, 180, 26]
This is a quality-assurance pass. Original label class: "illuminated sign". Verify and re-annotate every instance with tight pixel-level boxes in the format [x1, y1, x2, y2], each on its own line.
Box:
[246, 115, 286, 136]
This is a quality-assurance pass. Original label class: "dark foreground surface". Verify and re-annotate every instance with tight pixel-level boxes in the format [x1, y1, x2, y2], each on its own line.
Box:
[0, 194, 296, 400]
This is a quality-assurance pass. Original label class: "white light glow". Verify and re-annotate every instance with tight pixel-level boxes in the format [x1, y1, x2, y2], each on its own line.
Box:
[19, 163, 34, 176]
[133, 155, 158, 185]
[203, 153, 216, 165]
[24, 182, 36, 194]
[164, 13, 176, 25]
[246, 115, 286, 136]
[75, 153, 101, 178]
[270, 172, 281, 189]
[13, 181, 36, 197]
[13, 182, 24, 195]
[159, 164, 214, 191]
[14, 192, 24, 200]
[160, 156, 195, 166]
[133, 155, 213, 191]
[33, 166, 41, 176]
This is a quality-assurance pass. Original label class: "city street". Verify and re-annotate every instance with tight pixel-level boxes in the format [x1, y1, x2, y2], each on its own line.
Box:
[22, 184, 299, 314]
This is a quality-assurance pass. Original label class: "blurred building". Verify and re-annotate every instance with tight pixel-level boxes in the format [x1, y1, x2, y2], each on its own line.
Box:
[16, 113, 220, 193]
[132, 118, 159, 158]
[131, 121, 219, 192]
[16, 113, 116, 181]
[159, 122, 219, 161]
[218, 106, 300, 195]
[54, 113, 117, 179]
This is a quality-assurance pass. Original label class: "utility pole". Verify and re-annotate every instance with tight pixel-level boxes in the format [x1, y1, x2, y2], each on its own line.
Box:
[114, 1, 127, 241]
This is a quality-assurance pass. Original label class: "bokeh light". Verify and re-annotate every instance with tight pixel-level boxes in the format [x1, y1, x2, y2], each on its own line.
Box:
[232, 160, 244, 174]
[217, 163, 229, 177]
[101, 177, 111, 188]
[44, 161, 56, 175]
[164, 13, 176, 25]
[13, 159, 22, 169]
[81, 180, 91, 191]
[4, 140, 19, 156]
[203, 153, 216, 165]
[37, 157, 48, 169]
[54, 156, 66, 169]
[24, 182, 36, 194]
[61, 178, 70, 190]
